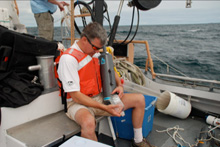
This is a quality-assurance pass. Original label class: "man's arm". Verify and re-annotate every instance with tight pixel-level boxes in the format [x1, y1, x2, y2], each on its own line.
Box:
[48, 0, 69, 11]
[115, 72, 123, 86]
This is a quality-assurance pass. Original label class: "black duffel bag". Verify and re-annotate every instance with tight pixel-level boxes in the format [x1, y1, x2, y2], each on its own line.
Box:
[0, 71, 44, 108]
[0, 25, 58, 74]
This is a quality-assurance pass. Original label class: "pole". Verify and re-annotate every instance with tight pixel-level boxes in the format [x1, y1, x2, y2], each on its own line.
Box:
[94, 0, 104, 25]
[108, 0, 124, 46]
[71, 0, 75, 45]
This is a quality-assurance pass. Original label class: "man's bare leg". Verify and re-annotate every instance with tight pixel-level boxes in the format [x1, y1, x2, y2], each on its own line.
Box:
[122, 93, 145, 128]
[74, 108, 98, 141]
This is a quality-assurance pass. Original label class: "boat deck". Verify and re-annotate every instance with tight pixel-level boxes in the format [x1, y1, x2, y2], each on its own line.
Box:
[6, 111, 105, 147]
[97, 110, 217, 147]
[4, 98, 219, 147]
[147, 111, 207, 147]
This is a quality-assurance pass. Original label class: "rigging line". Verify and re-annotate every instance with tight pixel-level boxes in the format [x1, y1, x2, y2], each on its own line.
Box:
[54, 17, 63, 24]
[120, 6, 140, 45]
[56, 10, 71, 24]
[107, 36, 188, 77]
[129, 44, 188, 77]
[103, 2, 112, 38]
[60, 7, 71, 33]
[118, 5, 135, 45]
[150, 52, 189, 77]
[73, 0, 95, 35]
[113, 5, 139, 45]
[125, 7, 139, 44]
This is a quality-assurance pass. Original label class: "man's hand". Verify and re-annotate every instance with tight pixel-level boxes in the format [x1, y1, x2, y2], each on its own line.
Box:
[111, 86, 124, 98]
[48, 0, 69, 11]
[104, 104, 123, 117]
[58, 1, 69, 11]
[60, 1, 69, 7]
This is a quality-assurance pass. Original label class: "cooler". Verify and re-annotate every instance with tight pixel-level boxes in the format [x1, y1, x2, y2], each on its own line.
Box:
[111, 95, 157, 140]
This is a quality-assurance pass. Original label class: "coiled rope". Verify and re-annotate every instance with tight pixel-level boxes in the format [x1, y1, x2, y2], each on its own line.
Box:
[113, 57, 146, 86]
[156, 125, 220, 147]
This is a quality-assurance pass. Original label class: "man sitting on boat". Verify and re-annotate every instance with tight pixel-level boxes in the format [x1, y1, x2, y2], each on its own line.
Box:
[57, 22, 152, 147]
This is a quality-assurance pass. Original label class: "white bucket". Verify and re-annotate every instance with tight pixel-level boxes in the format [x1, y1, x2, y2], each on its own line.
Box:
[156, 91, 191, 119]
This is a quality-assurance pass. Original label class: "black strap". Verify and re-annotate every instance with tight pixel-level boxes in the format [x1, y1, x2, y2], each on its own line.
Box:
[57, 78, 67, 112]
[63, 93, 67, 112]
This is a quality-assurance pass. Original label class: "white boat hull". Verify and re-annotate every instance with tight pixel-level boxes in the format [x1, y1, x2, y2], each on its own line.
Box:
[138, 71, 220, 115]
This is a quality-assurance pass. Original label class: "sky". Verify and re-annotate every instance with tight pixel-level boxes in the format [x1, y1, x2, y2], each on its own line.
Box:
[15, 0, 220, 27]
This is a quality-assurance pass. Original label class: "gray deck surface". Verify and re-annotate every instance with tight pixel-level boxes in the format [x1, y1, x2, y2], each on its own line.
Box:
[7, 110, 214, 147]
[7, 111, 104, 147]
[111, 111, 210, 147]
[148, 111, 207, 147]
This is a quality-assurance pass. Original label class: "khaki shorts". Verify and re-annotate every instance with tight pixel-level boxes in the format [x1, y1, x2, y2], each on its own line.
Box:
[34, 12, 54, 41]
[66, 94, 111, 121]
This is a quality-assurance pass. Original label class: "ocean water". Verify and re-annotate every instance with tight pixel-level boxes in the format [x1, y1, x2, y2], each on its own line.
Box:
[27, 23, 220, 81]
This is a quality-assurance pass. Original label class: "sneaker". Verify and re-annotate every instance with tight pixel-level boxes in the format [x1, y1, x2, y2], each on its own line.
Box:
[132, 138, 155, 147]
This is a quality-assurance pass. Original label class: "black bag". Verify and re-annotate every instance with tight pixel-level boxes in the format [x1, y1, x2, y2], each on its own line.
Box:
[0, 71, 44, 108]
[0, 46, 12, 71]
[0, 25, 58, 74]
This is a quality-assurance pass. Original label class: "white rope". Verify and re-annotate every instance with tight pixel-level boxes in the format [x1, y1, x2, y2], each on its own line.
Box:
[207, 125, 220, 143]
[60, 5, 71, 31]
[59, 5, 72, 47]
[156, 125, 220, 147]
[156, 125, 190, 147]
[114, 57, 146, 86]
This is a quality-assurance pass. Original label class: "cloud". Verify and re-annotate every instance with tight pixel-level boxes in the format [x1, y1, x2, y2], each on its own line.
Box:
[14, 1, 220, 27]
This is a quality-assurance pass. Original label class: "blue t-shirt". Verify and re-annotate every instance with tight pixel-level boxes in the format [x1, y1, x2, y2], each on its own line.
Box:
[31, 0, 57, 14]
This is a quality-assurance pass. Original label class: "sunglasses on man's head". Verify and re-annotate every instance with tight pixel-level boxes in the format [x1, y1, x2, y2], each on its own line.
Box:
[84, 35, 103, 50]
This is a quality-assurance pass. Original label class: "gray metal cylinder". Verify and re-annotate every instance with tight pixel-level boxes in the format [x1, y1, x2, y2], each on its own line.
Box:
[99, 52, 116, 104]
[36, 55, 56, 89]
